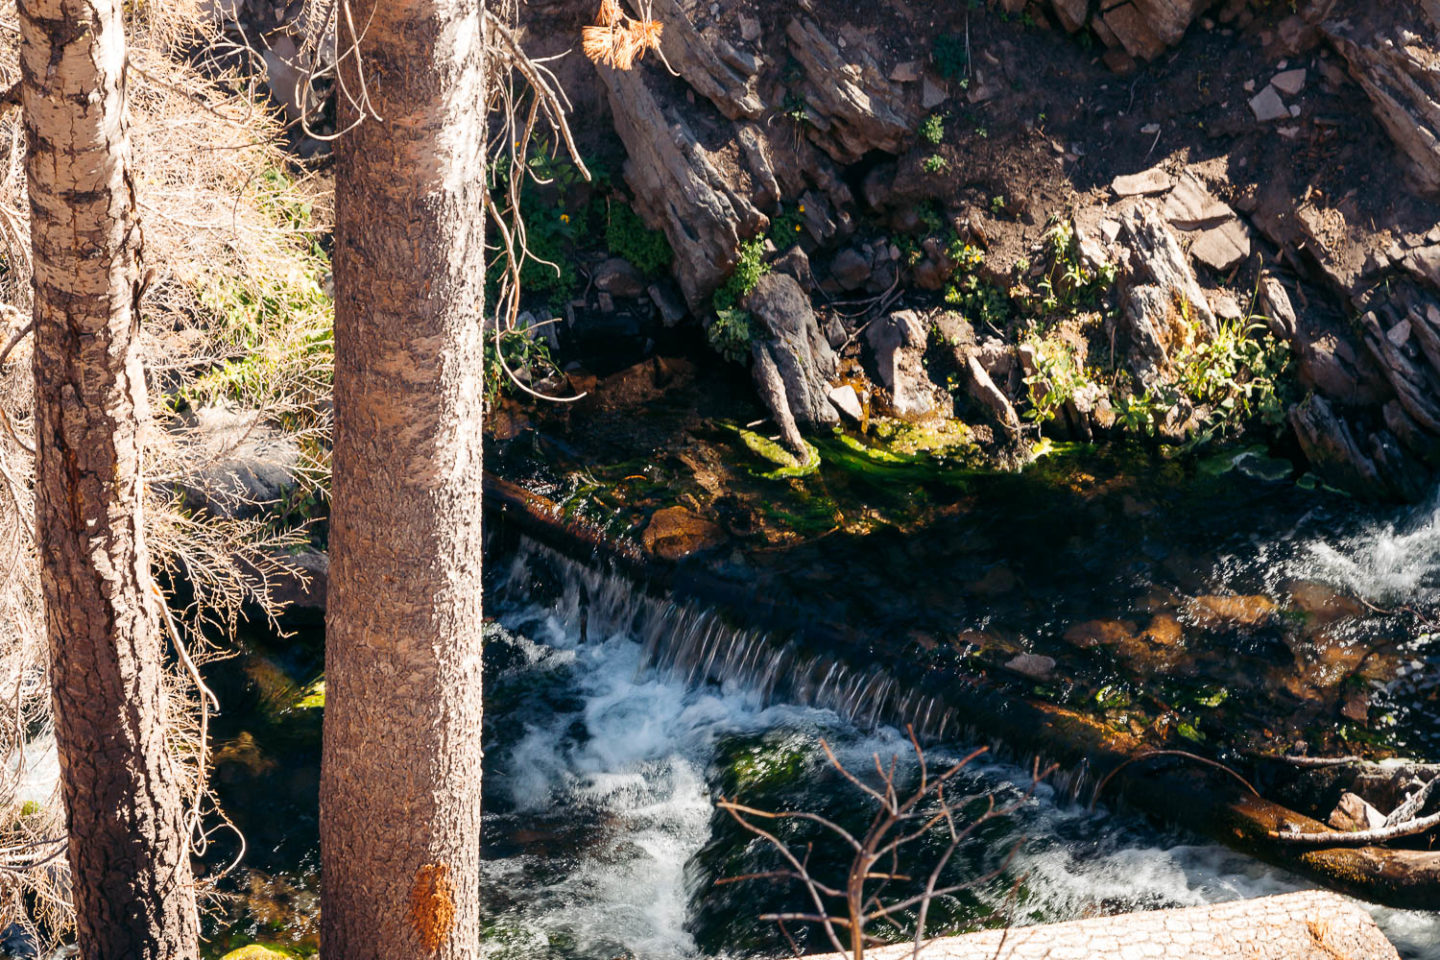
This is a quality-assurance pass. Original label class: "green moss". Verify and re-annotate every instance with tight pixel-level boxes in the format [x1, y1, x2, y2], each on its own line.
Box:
[738, 428, 820, 479]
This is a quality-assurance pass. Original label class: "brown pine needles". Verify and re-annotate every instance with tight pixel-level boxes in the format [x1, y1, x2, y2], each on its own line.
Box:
[582, 0, 663, 71]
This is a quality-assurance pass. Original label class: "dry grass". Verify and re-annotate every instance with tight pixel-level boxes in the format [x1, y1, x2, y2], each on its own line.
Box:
[0, 0, 334, 945]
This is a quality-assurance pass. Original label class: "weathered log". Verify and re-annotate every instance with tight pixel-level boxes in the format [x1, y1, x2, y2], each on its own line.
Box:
[482, 472, 1440, 910]
[839, 891, 1398, 960]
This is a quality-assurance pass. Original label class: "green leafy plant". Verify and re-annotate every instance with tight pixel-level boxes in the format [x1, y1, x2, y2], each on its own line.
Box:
[708, 239, 771, 363]
[708, 308, 755, 364]
[484, 329, 562, 405]
[922, 154, 950, 174]
[713, 238, 769, 312]
[1172, 315, 1291, 441]
[605, 203, 672, 274]
[1023, 336, 1093, 425]
[919, 112, 945, 145]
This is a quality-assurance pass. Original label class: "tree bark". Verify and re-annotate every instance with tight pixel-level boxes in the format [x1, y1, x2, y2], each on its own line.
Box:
[17, 0, 200, 957]
[319, 2, 487, 958]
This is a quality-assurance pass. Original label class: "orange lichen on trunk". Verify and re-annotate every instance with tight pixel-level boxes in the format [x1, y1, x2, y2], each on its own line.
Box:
[408, 863, 456, 953]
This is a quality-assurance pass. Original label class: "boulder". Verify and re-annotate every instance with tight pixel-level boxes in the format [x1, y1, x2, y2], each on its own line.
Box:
[967, 356, 1021, 436]
[1188, 217, 1251, 273]
[785, 17, 917, 164]
[1257, 275, 1298, 340]
[642, 506, 724, 560]
[1119, 204, 1217, 331]
[866, 310, 938, 418]
[177, 406, 301, 521]
[829, 247, 872, 291]
[1290, 394, 1385, 494]
[747, 273, 840, 441]
[593, 257, 647, 298]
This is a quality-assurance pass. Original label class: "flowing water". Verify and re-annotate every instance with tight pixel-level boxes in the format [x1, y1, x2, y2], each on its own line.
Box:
[194, 466, 1440, 959]
[473, 538, 1440, 959]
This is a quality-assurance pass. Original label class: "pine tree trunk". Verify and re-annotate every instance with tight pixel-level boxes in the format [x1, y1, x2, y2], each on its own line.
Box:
[17, 0, 200, 957]
[319, 2, 487, 957]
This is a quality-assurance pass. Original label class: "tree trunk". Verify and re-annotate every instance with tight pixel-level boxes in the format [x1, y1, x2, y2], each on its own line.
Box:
[17, 0, 200, 957]
[318, 2, 487, 957]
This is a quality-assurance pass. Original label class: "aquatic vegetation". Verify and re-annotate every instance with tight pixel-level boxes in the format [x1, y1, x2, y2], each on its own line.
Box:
[737, 427, 820, 479]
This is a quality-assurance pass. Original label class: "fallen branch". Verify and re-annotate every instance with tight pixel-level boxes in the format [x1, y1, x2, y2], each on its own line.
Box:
[1268, 808, 1440, 846]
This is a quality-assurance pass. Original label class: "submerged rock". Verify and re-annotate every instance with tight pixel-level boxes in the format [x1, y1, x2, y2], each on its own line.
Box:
[643, 506, 724, 560]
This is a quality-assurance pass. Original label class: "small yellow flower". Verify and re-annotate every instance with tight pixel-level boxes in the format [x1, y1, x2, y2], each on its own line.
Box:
[794, 225, 801, 232]
[798, 203, 806, 212]
[560, 214, 570, 223]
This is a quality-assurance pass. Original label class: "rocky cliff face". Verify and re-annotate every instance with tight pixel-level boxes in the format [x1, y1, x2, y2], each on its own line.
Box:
[544, 0, 1440, 500]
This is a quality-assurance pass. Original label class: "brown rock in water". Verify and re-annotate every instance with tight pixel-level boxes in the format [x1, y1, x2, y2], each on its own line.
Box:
[1063, 619, 1139, 648]
[1186, 594, 1277, 629]
[642, 506, 724, 560]
[1329, 791, 1387, 833]
[1286, 580, 1367, 625]
[1142, 613, 1185, 646]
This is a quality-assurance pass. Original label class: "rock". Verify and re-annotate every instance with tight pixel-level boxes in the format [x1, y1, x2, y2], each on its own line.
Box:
[966, 356, 1020, 436]
[1341, 692, 1371, 723]
[1004, 653, 1057, 681]
[889, 60, 921, 83]
[1189, 218, 1251, 272]
[1143, 613, 1185, 646]
[1111, 166, 1174, 197]
[1162, 176, 1233, 230]
[772, 244, 816, 293]
[1328, 792, 1387, 832]
[1287, 580, 1367, 625]
[751, 346, 807, 455]
[1051, 0, 1088, 32]
[747, 273, 840, 431]
[1326, 4, 1440, 194]
[256, 548, 328, 627]
[785, 17, 917, 164]
[596, 64, 765, 309]
[738, 14, 760, 42]
[867, 310, 937, 418]
[829, 246, 872, 291]
[1120, 205, 1216, 330]
[178, 406, 301, 521]
[1063, 619, 1138, 648]
[1271, 68, 1307, 96]
[643, 506, 724, 560]
[1098, 0, 1202, 61]
[642, 0, 763, 120]
[222, 947, 294, 960]
[648, 280, 688, 327]
[827, 383, 863, 421]
[1257, 275, 1298, 340]
[1248, 84, 1289, 122]
[1290, 394, 1385, 495]
[1186, 594, 1277, 629]
[593, 257, 647, 298]
[921, 76, 947, 109]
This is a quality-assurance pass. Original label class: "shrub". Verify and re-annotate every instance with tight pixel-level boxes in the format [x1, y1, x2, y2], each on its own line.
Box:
[605, 203, 672, 274]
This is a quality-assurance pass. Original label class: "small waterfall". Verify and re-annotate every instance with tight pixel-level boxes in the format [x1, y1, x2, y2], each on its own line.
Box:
[498, 537, 962, 744]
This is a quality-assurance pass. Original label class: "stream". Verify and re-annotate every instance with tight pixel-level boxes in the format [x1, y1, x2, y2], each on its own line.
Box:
[200, 461, 1440, 959]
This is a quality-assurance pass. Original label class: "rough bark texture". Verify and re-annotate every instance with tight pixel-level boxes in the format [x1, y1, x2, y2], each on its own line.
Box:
[318, 1, 486, 958]
[18, 0, 200, 956]
[853, 891, 1398, 960]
